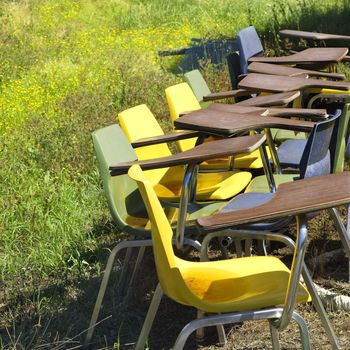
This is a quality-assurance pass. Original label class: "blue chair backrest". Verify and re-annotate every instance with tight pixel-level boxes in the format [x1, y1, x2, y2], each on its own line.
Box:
[226, 52, 241, 89]
[300, 110, 342, 179]
[237, 26, 264, 74]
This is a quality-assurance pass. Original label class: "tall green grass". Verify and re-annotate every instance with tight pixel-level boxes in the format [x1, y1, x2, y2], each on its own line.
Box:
[1, 0, 350, 291]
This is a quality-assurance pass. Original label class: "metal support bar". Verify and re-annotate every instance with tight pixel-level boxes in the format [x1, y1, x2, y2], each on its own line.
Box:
[264, 128, 282, 175]
[274, 214, 308, 330]
[269, 322, 281, 350]
[135, 283, 163, 350]
[85, 239, 153, 346]
[176, 162, 197, 249]
[259, 143, 276, 192]
[173, 308, 284, 350]
[301, 266, 341, 350]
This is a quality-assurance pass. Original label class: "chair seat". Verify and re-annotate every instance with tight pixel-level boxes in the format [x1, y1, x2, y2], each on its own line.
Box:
[177, 256, 309, 313]
[154, 167, 252, 201]
[219, 192, 275, 211]
[233, 148, 267, 169]
[245, 174, 297, 193]
[272, 128, 306, 144]
[277, 139, 308, 167]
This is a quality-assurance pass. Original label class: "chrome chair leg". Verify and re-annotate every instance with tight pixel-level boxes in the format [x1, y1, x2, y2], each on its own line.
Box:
[195, 310, 205, 342]
[195, 310, 227, 346]
[135, 283, 163, 350]
[269, 322, 280, 350]
[117, 246, 134, 295]
[125, 246, 146, 298]
[85, 240, 153, 346]
[218, 237, 229, 259]
[328, 207, 350, 284]
[216, 322, 227, 346]
[302, 265, 341, 350]
[244, 238, 252, 256]
[234, 239, 243, 257]
[291, 312, 311, 350]
[173, 308, 284, 350]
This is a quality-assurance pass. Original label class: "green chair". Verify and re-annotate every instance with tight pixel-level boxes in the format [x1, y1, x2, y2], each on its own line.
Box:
[184, 69, 253, 108]
[85, 124, 223, 345]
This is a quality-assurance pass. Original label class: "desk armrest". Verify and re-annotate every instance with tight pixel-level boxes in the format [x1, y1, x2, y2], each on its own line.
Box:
[110, 134, 266, 176]
[238, 91, 301, 107]
[265, 108, 328, 121]
[203, 89, 256, 101]
[197, 172, 350, 232]
[131, 130, 201, 148]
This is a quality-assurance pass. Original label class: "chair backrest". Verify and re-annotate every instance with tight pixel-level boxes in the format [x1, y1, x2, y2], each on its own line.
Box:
[226, 51, 242, 89]
[332, 104, 350, 172]
[299, 110, 341, 179]
[92, 124, 148, 233]
[237, 26, 264, 74]
[184, 69, 212, 108]
[128, 165, 186, 301]
[165, 82, 200, 151]
[118, 104, 172, 186]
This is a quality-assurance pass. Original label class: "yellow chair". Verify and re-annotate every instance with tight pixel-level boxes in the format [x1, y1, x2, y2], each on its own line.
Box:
[118, 104, 252, 201]
[165, 82, 270, 169]
[128, 164, 311, 350]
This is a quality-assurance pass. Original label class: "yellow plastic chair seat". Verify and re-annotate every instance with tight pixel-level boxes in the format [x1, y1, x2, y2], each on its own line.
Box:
[245, 174, 297, 193]
[174, 255, 309, 313]
[155, 167, 252, 201]
[233, 147, 273, 169]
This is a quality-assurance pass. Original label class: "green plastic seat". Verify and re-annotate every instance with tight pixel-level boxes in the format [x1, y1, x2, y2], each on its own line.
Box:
[86, 123, 227, 345]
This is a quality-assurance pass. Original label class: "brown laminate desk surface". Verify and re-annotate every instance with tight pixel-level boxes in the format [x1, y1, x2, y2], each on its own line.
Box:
[174, 109, 314, 137]
[236, 91, 301, 107]
[280, 29, 350, 42]
[197, 172, 350, 231]
[207, 103, 327, 119]
[110, 134, 265, 176]
[238, 73, 350, 93]
[248, 47, 348, 65]
[247, 62, 345, 80]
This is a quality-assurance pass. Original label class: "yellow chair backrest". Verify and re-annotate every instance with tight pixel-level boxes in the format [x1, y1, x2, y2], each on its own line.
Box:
[128, 165, 188, 302]
[165, 82, 201, 152]
[118, 104, 171, 186]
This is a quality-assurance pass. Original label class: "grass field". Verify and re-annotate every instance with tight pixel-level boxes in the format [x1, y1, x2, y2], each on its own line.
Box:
[1, 0, 350, 348]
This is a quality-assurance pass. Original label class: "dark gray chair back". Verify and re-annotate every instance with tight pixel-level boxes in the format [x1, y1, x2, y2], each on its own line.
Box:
[237, 26, 264, 74]
[300, 110, 341, 179]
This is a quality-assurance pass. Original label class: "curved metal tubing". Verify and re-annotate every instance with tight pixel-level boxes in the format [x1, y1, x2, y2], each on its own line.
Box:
[264, 128, 282, 175]
[86, 237, 201, 346]
[292, 312, 311, 350]
[135, 283, 163, 350]
[259, 142, 276, 192]
[176, 163, 197, 249]
[173, 308, 283, 350]
[199, 229, 296, 261]
[269, 321, 281, 350]
[274, 214, 308, 330]
[85, 239, 153, 345]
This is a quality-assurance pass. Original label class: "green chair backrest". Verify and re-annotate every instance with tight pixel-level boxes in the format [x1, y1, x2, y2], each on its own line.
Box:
[184, 69, 212, 108]
[92, 124, 148, 234]
[332, 103, 350, 173]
